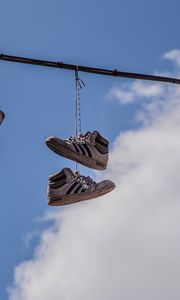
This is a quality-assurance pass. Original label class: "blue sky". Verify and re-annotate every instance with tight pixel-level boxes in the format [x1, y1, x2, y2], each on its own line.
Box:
[1, 1, 180, 299]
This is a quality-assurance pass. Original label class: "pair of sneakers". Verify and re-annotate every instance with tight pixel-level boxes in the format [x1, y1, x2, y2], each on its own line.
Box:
[46, 131, 115, 206]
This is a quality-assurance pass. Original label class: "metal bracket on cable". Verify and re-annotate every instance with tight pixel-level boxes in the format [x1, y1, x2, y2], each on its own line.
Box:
[57, 61, 64, 68]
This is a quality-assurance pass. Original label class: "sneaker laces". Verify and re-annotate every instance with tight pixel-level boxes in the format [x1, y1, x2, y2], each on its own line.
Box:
[65, 132, 91, 144]
[74, 171, 96, 190]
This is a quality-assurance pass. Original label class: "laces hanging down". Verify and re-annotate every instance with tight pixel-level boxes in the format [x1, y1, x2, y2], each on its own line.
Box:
[45, 78, 115, 205]
[75, 67, 85, 171]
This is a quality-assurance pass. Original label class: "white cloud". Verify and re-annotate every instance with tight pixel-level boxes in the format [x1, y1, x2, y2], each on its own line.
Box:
[8, 52, 180, 300]
[163, 49, 180, 67]
[108, 81, 164, 104]
[108, 49, 180, 106]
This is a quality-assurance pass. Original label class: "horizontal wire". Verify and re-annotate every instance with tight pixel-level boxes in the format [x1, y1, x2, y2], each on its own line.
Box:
[0, 53, 180, 84]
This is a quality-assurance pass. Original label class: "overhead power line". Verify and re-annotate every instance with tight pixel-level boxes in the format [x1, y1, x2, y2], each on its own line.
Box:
[0, 53, 180, 85]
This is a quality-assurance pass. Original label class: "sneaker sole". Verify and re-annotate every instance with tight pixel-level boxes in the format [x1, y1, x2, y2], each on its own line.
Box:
[46, 138, 107, 170]
[48, 182, 115, 206]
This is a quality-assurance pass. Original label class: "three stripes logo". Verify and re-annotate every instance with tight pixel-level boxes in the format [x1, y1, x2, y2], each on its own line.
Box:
[66, 181, 86, 195]
[72, 143, 92, 158]
[51, 174, 86, 195]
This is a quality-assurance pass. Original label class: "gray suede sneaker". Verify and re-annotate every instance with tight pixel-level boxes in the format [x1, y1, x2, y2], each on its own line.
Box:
[45, 131, 108, 170]
[0, 110, 5, 125]
[48, 167, 115, 206]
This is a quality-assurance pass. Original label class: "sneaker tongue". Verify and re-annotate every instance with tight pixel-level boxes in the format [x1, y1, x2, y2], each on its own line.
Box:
[63, 168, 75, 178]
[85, 130, 98, 143]
[49, 167, 75, 181]
[84, 131, 92, 139]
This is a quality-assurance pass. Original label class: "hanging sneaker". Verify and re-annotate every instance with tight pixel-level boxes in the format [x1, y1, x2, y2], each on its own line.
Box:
[0, 110, 5, 125]
[45, 131, 109, 170]
[48, 167, 115, 206]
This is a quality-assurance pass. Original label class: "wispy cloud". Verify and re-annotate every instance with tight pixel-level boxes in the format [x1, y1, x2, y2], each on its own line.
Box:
[107, 81, 164, 104]
[8, 51, 180, 300]
[107, 49, 180, 106]
[163, 49, 180, 67]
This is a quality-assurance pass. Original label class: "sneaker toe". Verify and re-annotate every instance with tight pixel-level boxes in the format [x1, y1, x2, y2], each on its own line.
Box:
[95, 180, 115, 191]
[45, 136, 67, 148]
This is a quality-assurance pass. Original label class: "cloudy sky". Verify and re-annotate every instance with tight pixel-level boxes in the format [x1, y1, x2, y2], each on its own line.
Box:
[1, 1, 180, 300]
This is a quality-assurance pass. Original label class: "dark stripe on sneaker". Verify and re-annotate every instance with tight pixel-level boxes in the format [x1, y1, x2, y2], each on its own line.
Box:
[74, 184, 83, 194]
[83, 144, 92, 157]
[73, 143, 80, 153]
[66, 182, 79, 194]
[78, 144, 86, 155]
[76, 144, 83, 155]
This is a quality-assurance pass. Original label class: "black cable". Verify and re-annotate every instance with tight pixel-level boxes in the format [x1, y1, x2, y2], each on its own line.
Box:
[0, 53, 180, 84]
